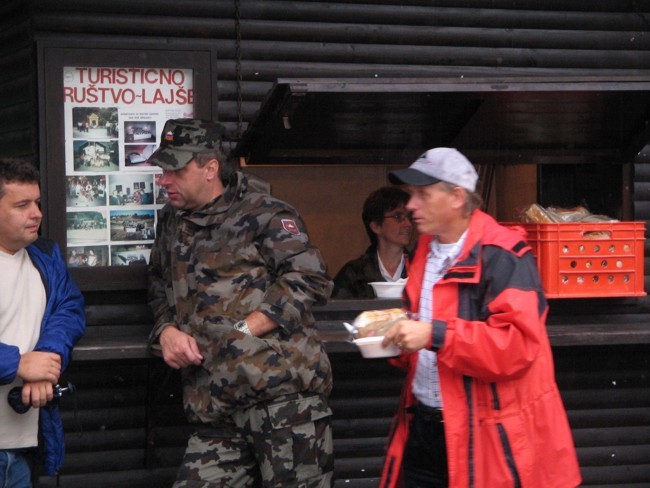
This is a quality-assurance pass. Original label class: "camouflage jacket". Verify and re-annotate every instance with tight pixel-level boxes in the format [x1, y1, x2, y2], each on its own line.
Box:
[332, 246, 409, 298]
[148, 172, 333, 423]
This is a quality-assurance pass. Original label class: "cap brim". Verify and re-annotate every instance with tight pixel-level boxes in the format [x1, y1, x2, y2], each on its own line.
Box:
[388, 168, 441, 186]
[146, 146, 195, 170]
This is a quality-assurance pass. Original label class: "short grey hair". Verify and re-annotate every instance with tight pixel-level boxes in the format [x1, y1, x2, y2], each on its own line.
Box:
[438, 181, 482, 218]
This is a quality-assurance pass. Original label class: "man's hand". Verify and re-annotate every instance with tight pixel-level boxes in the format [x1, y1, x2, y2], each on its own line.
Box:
[382, 319, 432, 353]
[159, 326, 204, 369]
[21, 381, 54, 409]
[17, 351, 61, 384]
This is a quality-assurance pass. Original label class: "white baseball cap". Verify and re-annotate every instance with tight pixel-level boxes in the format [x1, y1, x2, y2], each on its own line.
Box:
[389, 147, 478, 192]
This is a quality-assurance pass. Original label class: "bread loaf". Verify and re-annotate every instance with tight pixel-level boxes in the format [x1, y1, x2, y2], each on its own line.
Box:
[523, 203, 557, 223]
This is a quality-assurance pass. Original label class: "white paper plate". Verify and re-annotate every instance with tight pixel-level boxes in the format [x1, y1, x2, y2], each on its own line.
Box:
[353, 336, 401, 358]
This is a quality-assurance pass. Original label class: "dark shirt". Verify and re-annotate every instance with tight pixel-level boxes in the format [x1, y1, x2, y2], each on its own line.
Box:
[332, 246, 408, 298]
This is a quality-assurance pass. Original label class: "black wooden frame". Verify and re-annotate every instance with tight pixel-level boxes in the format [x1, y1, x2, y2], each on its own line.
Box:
[36, 37, 218, 291]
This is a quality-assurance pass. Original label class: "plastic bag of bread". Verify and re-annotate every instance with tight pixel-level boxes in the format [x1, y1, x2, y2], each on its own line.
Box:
[547, 205, 591, 222]
[353, 308, 407, 338]
[521, 203, 618, 224]
[522, 203, 558, 223]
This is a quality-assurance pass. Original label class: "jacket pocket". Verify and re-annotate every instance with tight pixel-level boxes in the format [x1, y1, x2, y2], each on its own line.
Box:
[185, 320, 304, 421]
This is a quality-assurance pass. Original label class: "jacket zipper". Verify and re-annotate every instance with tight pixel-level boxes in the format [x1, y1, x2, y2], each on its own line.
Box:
[491, 383, 522, 488]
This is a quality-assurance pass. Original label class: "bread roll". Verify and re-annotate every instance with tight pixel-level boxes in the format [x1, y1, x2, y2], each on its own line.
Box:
[353, 308, 407, 338]
[583, 231, 611, 240]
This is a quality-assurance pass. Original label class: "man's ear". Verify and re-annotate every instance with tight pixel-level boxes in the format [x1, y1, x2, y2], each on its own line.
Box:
[204, 159, 220, 181]
[451, 186, 468, 209]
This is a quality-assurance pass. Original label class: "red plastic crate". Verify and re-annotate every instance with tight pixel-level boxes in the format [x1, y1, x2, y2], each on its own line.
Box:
[507, 222, 646, 299]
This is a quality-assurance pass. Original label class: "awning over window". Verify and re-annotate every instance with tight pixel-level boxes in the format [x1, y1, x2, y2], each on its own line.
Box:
[235, 76, 650, 166]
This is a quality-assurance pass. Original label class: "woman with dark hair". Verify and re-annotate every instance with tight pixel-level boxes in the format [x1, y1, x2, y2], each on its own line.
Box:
[333, 186, 413, 298]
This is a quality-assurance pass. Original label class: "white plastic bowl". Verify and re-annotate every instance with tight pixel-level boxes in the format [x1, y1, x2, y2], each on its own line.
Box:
[369, 280, 406, 298]
[353, 336, 401, 358]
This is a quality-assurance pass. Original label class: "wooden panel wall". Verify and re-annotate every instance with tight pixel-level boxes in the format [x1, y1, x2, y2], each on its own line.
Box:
[22, 0, 650, 143]
[41, 339, 650, 487]
[0, 1, 36, 157]
[34, 295, 650, 487]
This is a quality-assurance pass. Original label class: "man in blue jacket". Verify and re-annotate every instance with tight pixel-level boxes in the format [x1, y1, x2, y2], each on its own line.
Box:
[0, 158, 85, 487]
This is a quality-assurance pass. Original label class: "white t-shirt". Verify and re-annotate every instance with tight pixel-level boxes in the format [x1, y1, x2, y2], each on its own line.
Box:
[0, 248, 47, 449]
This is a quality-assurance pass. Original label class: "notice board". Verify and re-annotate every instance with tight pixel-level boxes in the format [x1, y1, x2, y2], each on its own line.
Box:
[38, 38, 217, 290]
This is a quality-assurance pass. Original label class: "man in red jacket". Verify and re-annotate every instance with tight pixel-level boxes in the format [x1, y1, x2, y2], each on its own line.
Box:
[380, 148, 581, 488]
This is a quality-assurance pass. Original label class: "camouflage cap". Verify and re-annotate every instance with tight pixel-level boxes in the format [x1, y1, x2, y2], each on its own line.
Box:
[146, 118, 226, 170]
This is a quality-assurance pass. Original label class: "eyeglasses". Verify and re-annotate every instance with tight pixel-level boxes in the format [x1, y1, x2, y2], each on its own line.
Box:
[383, 212, 410, 223]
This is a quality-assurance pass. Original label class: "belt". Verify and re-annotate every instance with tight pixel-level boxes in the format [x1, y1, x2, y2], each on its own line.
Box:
[406, 403, 444, 423]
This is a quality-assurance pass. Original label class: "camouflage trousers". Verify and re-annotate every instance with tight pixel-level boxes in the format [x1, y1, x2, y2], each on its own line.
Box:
[173, 392, 334, 488]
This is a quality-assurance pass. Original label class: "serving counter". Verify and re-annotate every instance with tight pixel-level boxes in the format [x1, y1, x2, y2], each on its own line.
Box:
[73, 298, 650, 361]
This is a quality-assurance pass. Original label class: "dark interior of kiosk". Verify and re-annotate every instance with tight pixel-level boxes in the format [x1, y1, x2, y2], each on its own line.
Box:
[237, 78, 650, 222]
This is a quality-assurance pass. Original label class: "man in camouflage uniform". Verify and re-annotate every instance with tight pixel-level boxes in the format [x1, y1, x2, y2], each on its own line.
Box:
[146, 119, 334, 487]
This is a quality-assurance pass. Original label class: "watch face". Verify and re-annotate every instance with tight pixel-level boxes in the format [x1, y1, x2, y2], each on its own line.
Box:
[235, 320, 250, 334]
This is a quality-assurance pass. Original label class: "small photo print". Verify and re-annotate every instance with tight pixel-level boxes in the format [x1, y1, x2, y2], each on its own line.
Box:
[154, 174, 168, 204]
[66, 210, 108, 244]
[67, 245, 108, 267]
[73, 140, 119, 172]
[73, 107, 118, 139]
[124, 121, 156, 143]
[111, 244, 152, 266]
[66, 175, 107, 207]
[109, 209, 156, 241]
[108, 173, 154, 206]
[124, 144, 156, 167]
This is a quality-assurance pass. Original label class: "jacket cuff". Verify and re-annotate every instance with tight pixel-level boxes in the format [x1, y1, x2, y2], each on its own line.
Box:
[0, 344, 20, 385]
[148, 322, 177, 346]
[430, 319, 447, 352]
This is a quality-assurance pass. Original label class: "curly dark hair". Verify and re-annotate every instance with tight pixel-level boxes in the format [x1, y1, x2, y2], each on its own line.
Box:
[362, 186, 410, 249]
[0, 158, 40, 199]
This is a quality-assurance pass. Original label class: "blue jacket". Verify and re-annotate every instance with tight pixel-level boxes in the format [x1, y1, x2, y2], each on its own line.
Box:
[0, 238, 86, 475]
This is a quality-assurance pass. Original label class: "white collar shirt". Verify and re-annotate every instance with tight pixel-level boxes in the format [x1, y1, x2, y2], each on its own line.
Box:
[412, 231, 468, 408]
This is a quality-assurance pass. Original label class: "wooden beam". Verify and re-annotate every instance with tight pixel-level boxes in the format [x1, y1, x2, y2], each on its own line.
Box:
[255, 147, 622, 165]
[280, 76, 650, 95]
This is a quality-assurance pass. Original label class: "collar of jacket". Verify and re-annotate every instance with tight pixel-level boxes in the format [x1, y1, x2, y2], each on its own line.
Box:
[439, 211, 489, 284]
[436, 209, 529, 283]
[419, 211, 487, 284]
[403, 210, 531, 311]
[404, 210, 494, 311]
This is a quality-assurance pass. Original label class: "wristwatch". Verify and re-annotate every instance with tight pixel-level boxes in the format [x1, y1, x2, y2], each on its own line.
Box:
[233, 319, 253, 336]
